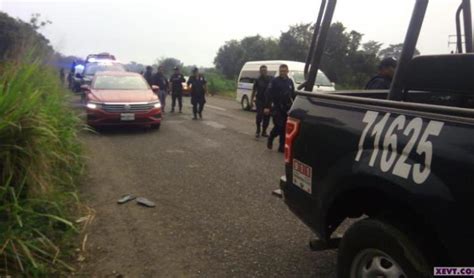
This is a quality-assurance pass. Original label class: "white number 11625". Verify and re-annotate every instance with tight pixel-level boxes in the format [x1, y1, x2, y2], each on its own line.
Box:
[355, 111, 444, 184]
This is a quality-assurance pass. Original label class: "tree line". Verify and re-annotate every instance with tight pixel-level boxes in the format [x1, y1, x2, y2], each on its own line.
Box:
[214, 22, 419, 89]
[0, 12, 53, 61]
[125, 57, 194, 76]
[0, 12, 87, 72]
[124, 58, 236, 95]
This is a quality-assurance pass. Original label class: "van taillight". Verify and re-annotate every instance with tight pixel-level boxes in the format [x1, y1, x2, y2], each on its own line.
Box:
[285, 117, 300, 164]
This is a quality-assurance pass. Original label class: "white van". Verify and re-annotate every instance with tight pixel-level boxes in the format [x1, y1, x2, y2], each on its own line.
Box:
[236, 60, 335, 110]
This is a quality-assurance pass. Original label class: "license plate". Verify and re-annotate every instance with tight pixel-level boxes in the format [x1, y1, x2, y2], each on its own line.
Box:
[293, 159, 312, 194]
[120, 113, 135, 121]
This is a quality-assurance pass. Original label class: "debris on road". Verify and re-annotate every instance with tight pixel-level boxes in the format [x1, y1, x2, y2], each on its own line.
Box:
[76, 216, 90, 223]
[118, 194, 156, 207]
[136, 197, 156, 208]
[272, 189, 283, 198]
[117, 194, 136, 204]
[112, 270, 124, 278]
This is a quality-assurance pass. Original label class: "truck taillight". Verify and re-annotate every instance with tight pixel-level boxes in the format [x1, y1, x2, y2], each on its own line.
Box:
[285, 117, 300, 164]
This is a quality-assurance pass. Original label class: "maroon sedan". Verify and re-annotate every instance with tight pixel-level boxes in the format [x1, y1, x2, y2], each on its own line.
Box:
[83, 71, 162, 129]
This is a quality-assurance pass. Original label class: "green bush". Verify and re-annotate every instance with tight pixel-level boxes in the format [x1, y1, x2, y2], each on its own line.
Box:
[0, 59, 84, 276]
[205, 71, 236, 95]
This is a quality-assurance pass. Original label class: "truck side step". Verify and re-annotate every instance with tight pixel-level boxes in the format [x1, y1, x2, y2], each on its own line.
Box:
[309, 238, 341, 251]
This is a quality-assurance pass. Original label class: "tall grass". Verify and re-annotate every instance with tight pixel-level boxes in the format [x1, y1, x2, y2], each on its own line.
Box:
[206, 71, 236, 95]
[0, 59, 84, 276]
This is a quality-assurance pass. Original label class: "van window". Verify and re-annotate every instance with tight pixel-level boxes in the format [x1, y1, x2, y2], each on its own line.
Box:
[239, 71, 259, 83]
[291, 71, 332, 87]
[239, 70, 276, 83]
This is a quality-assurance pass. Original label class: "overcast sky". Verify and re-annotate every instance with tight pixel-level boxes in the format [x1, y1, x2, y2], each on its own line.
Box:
[1, 0, 460, 67]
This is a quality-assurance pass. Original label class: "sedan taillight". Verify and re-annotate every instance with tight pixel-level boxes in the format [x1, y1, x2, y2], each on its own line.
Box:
[284, 117, 300, 164]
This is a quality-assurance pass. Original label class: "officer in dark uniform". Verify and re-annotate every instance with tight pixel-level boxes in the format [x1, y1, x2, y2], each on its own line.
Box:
[187, 68, 207, 120]
[169, 66, 186, 113]
[264, 64, 295, 153]
[365, 57, 397, 90]
[153, 66, 169, 112]
[251, 65, 272, 138]
[144, 66, 153, 87]
[59, 68, 65, 85]
[68, 60, 77, 89]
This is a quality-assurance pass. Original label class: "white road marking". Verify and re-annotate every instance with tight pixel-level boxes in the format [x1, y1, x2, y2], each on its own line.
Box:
[204, 121, 226, 129]
[205, 104, 226, 111]
[183, 104, 226, 111]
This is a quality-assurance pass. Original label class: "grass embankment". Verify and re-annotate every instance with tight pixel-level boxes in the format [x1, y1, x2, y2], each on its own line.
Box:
[0, 60, 85, 276]
[206, 71, 237, 99]
[214, 91, 236, 99]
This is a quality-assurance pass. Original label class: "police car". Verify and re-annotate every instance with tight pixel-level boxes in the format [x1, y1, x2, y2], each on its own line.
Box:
[85, 52, 116, 64]
[79, 61, 126, 86]
[71, 53, 122, 93]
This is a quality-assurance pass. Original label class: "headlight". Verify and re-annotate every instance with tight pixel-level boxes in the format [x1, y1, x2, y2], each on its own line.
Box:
[153, 102, 161, 109]
[87, 103, 98, 109]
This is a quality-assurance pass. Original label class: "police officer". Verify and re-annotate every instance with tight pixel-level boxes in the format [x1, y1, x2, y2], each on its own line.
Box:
[72, 63, 84, 93]
[169, 66, 186, 113]
[144, 66, 153, 86]
[251, 65, 272, 138]
[68, 60, 79, 90]
[264, 64, 295, 153]
[365, 57, 397, 90]
[153, 66, 169, 112]
[187, 68, 207, 120]
[59, 68, 65, 85]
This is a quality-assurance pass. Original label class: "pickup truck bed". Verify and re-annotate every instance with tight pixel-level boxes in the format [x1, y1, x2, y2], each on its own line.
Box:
[282, 90, 474, 265]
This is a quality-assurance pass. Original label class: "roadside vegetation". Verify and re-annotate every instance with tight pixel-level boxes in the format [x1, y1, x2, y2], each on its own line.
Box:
[214, 22, 420, 89]
[125, 58, 237, 97]
[1, 12, 86, 276]
[205, 69, 236, 97]
[127, 22, 420, 95]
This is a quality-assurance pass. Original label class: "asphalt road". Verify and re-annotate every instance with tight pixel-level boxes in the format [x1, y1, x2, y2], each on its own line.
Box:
[77, 96, 337, 277]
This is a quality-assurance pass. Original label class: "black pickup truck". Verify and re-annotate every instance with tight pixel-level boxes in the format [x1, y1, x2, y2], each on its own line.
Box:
[280, 0, 474, 277]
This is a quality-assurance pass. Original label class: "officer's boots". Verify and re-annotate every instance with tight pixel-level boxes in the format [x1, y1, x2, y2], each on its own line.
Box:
[267, 136, 273, 150]
[278, 145, 284, 153]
